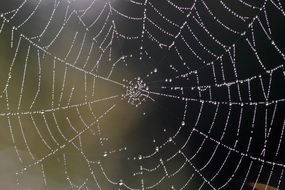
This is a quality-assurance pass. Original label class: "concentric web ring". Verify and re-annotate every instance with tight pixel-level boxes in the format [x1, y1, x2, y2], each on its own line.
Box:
[0, 0, 285, 189]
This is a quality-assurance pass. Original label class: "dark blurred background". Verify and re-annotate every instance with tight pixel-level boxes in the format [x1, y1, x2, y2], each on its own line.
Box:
[0, 0, 285, 189]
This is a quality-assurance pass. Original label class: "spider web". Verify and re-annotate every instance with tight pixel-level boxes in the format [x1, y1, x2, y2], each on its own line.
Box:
[0, 0, 285, 189]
